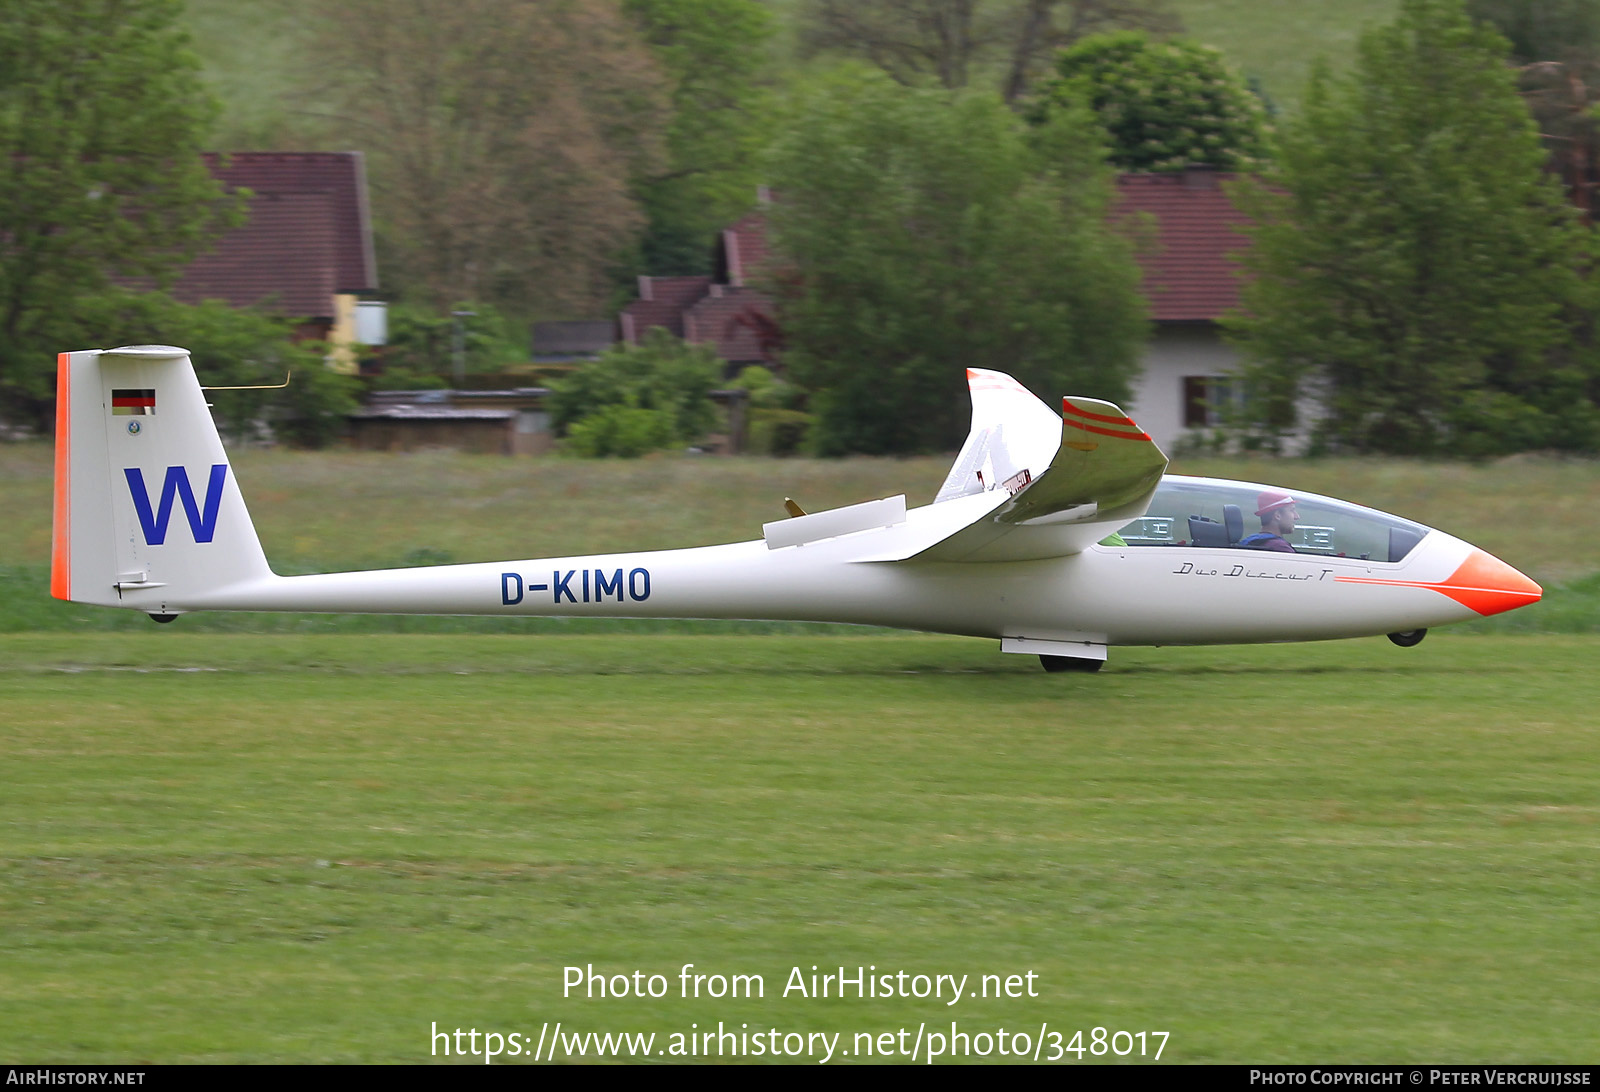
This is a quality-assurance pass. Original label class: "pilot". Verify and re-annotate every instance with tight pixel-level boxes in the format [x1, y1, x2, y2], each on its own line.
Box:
[1239, 491, 1298, 552]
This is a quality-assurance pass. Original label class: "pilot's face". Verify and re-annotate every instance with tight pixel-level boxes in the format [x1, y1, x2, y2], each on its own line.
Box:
[1271, 505, 1299, 533]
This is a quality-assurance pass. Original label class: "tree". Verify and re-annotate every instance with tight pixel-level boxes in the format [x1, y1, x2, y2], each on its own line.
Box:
[798, 0, 1179, 103]
[72, 289, 354, 448]
[766, 71, 1148, 454]
[1469, 0, 1600, 60]
[1227, 0, 1598, 455]
[1467, 0, 1600, 220]
[1032, 31, 1269, 172]
[549, 328, 722, 456]
[0, 0, 242, 422]
[623, 0, 778, 274]
[378, 302, 532, 388]
[310, 0, 670, 318]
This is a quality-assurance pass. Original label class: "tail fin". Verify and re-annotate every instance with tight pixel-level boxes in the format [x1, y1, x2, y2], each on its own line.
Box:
[52, 345, 271, 614]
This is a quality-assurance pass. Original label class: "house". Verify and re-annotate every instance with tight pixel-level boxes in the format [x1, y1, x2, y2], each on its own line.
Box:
[164, 152, 385, 372]
[615, 172, 1255, 452]
[348, 386, 752, 455]
[350, 389, 553, 456]
[1113, 168, 1253, 451]
[532, 321, 616, 365]
[618, 206, 779, 371]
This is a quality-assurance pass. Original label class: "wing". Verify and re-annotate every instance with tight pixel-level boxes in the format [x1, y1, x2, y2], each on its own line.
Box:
[878, 373, 1169, 563]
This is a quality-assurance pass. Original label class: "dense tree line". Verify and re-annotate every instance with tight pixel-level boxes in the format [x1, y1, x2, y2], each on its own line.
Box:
[8, 0, 1600, 454]
[1228, 0, 1600, 455]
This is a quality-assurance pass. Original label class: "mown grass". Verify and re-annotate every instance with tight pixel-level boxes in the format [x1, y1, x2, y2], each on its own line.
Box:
[1, 633, 1595, 1063]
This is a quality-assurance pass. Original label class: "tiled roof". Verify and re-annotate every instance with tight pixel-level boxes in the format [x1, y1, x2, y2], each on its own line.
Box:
[167, 192, 338, 316]
[722, 211, 770, 287]
[620, 275, 713, 340]
[350, 405, 518, 421]
[204, 152, 377, 293]
[683, 286, 775, 362]
[533, 321, 615, 355]
[1114, 171, 1252, 323]
[154, 152, 377, 320]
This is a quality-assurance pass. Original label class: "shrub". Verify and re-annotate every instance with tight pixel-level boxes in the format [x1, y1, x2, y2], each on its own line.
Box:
[551, 328, 721, 456]
[747, 408, 812, 456]
[564, 403, 679, 457]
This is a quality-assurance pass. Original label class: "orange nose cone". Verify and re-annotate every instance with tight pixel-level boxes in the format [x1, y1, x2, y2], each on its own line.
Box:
[1438, 549, 1543, 617]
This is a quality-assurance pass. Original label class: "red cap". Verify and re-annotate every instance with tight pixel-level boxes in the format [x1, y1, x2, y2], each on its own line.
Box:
[1256, 490, 1296, 517]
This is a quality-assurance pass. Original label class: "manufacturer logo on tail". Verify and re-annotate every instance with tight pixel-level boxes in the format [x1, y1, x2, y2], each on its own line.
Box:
[123, 465, 228, 544]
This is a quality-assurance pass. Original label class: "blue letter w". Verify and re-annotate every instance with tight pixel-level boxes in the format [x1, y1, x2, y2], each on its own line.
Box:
[124, 465, 228, 545]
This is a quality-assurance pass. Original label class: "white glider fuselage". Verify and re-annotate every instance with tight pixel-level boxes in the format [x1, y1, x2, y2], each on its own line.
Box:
[151, 492, 1506, 648]
[53, 346, 1541, 665]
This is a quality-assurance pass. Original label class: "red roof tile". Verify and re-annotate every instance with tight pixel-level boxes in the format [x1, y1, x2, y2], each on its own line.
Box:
[1114, 171, 1252, 323]
[722, 211, 770, 287]
[138, 152, 376, 321]
[168, 191, 337, 316]
[204, 152, 377, 293]
[620, 275, 713, 340]
[683, 286, 775, 362]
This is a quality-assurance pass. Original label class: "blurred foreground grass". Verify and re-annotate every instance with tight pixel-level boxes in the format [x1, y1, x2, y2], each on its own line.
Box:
[1, 633, 1595, 1062]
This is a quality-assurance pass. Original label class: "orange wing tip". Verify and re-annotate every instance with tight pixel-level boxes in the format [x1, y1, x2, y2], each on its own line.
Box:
[968, 372, 1032, 396]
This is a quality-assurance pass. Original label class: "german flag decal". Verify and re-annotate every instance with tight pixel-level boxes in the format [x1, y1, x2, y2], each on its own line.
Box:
[112, 389, 156, 416]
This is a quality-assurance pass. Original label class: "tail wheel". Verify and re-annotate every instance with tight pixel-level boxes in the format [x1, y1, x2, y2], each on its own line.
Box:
[1040, 655, 1103, 673]
[1387, 629, 1427, 648]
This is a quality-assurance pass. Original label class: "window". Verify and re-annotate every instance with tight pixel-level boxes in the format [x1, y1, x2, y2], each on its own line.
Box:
[1182, 376, 1240, 428]
[1113, 477, 1430, 563]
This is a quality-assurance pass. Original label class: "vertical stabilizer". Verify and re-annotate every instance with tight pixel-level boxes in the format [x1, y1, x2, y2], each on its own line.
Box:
[52, 346, 272, 613]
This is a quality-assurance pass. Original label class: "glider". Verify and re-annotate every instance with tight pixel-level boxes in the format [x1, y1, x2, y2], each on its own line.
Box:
[52, 346, 1542, 671]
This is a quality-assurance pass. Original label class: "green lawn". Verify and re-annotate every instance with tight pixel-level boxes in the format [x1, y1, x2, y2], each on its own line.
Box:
[4, 446, 1595, 1060]
[2, 633, 1596, 1062]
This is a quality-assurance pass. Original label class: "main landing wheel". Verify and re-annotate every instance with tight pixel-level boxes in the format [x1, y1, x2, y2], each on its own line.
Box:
[1040, 655, 1103, 673]
[1387, 629, 1427, 648]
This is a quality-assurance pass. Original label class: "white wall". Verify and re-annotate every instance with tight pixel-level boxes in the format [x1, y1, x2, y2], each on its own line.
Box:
[1126, 324, 1242, 454]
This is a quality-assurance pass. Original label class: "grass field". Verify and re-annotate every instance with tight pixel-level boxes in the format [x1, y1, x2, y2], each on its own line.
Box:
[2, 633, 1596, 1063]
[2, 446, 1596, 1062]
